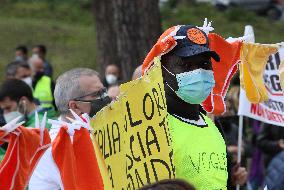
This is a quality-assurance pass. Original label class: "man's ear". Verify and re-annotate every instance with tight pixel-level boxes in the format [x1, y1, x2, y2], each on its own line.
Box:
[68, 100, 82, 116]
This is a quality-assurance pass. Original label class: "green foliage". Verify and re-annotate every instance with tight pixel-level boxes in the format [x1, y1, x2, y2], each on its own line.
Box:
[0, 1, 283, 80]
[0, 1, 93, 25]
[161, 2, 284, 43]
[0, 1, 95, 80]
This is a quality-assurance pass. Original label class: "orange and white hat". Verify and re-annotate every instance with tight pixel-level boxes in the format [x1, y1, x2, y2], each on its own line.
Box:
[142, 25, 220, 74]
[142, 23, 243, 116]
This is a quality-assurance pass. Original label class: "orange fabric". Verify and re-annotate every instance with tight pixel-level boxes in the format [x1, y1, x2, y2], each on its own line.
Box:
[202, 33, 242, 115]
[73, 128, 104, 190]
[52, 127, 78, 190]
[0, 127, 51, 190]
[142, 27, 240, 116]
[30, 130, 50, 173]
[52, 127, 104, 190]
[187, 28, 207, 45]
[142, 26, 178, 74]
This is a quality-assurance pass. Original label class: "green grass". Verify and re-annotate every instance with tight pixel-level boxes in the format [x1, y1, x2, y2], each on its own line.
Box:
[0, 1, 283, 80]
[0, 1, 95, 80]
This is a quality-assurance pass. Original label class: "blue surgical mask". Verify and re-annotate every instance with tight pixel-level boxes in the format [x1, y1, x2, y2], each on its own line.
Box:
[15, 56, 24, 61]
[162, 65, 215, 104]
[4, 111, 24, 123]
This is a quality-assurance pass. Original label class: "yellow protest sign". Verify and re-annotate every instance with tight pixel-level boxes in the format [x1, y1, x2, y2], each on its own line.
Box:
[92, 99, 126, 189]
[91, 58, 174, 190]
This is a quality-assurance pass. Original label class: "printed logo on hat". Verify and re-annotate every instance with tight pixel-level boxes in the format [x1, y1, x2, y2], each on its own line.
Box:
[187, 28, 207, 45]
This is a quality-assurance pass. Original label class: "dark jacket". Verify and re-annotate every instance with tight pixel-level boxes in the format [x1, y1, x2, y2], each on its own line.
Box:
[257, 123, 284, 167]
[215, 118, 234, 189]
[264, 150, 284, 190]
[0, 108, 6, 126]
[43, 60, 53, 78]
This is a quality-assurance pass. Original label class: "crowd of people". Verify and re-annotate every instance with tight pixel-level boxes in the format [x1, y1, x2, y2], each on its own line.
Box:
[0, 23, 283, 190]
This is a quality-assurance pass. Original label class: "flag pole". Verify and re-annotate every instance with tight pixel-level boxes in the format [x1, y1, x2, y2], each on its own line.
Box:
[236, 115, 243, 190]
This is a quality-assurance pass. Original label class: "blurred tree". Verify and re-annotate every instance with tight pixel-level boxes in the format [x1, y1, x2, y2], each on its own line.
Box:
[93, 0, 162, 80]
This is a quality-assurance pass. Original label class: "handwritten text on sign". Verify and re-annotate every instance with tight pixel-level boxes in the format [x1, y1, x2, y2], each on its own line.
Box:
[92, 58, 174, 190]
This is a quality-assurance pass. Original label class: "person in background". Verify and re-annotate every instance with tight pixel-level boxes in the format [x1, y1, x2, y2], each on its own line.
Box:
[264, 150, 284, 190]
[132, 65, 142, 80]
[103, 64, 122, 99]
[0, 79, 55, 128]
[0, 108, 5, 126]
[29, 54, 56, 110]
[140, 179, 196, 190]
[32, 44, 53, 78]
[15, 45, 28, 61]
[29, 68, 111, 189]
[0, 107, 6, 161]
[103, 63, 122, 89]
[257, 122, 284, 167]
[5, 61, 32, 87]
[215, 86, 249, 188]
[216, 86, 247, 163]
[0, 79, 55, 163]
[107, 85, 120, 100]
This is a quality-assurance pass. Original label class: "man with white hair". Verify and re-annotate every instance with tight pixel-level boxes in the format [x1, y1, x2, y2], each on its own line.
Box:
[54, 68, 110, 120]
[29, 68, 111, 190]
[29, 55, 55, 109]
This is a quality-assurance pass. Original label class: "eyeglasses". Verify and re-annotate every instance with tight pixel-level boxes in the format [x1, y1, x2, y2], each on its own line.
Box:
[73, 88, 108, 102]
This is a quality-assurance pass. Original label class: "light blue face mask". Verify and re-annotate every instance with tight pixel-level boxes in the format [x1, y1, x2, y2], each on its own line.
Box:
[163, 65, 215, 104]
[15, 56, 24, 61]
[4, 111, 24, 123]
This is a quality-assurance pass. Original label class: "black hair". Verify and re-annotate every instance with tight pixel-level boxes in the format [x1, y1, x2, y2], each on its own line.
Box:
[5, 61, 30, 77]
[0, 79, 34, 102]
[106, 63, 121, 70]
[105, 63, 122, 79]
[34, 44, 47, 55]
[15, 45, 28, 55]
[139, 179, 196, 190]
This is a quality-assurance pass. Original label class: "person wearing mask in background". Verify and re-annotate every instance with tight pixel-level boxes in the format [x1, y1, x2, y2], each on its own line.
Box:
[103, 64, 122, 100]
[15, 45, 28, 61]
[0, 79, 55, 164]
[0, 79, 56, 128]
[103, 63, 122, 89]
[32, 44, 53, 78]
[29, 54, 56, 110]
[5, 60, 32, 87]
[132, 65, 142, 80]
[29, 68, 111, 189]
